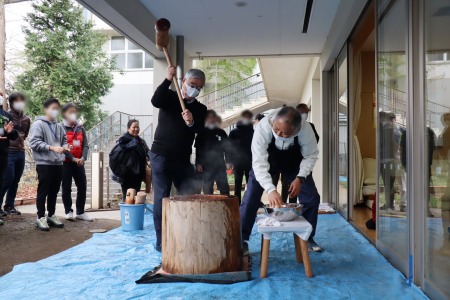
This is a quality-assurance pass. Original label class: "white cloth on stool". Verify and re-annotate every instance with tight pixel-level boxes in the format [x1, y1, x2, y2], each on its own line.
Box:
[257, 218, 281, 227]
[258, 216, 313, 241]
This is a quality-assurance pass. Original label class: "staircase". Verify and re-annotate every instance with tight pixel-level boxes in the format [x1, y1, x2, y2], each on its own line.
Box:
[57, 112, 153, 206]
[197, 73, 269, 127]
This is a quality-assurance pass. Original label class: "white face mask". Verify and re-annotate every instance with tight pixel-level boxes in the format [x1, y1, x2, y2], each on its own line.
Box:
[48, 109, 59, 120]
[301, 113, 308, 122]
[205, 123, 216, 130]
[272, 129, 294, 144]
[13, 101, 25, 111]
[241, 118, 252, 125]
[185, 84, 200, 98]
[68, 113, 77, 123]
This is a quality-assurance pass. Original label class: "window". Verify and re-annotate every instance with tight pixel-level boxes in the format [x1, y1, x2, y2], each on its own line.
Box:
[108, 36, 154, 70]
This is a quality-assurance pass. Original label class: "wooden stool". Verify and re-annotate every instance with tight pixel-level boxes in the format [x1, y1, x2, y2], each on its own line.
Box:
[258, 216, 313, 278]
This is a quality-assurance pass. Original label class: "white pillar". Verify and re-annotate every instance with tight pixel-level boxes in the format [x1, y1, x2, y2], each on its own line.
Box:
[311, 78, 323, 200]
[91, 151, 104, 209]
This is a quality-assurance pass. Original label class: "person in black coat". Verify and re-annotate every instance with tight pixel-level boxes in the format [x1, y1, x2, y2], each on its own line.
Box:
[229, 110, 254, 202]
[0, 93, 19, 224]
[150, 67, 207, 252]
[111, 119, 149, 201]
[195, 110, 231, 195]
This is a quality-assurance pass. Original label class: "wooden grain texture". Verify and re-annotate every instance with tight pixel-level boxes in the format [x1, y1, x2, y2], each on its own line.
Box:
[162, 195, 242, 274]
[260, 238, 270, 278]
[294, 234, 303, 263]
[300, 239, 313, 278]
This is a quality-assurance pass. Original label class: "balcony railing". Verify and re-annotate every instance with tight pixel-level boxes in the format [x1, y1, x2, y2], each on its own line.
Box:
[197, 73, 266, 115]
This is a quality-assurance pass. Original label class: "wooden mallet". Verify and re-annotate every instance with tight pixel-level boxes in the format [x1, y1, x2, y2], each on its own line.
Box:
[155, 18, 186, 111]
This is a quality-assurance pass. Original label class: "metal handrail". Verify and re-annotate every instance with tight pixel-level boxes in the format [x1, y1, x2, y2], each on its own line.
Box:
[197, 74, 266, 115]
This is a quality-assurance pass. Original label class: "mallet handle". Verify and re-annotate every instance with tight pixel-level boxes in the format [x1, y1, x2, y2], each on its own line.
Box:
[163, 47, 186, 111]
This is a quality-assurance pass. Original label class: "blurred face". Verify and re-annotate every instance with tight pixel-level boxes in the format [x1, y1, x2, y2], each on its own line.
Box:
[182, 77, 204, 100]
[12, 98, 26, 111]
[205, 114, 216, 126]
[45, 103, 60, 120]
[297, 106, 309, 114]
[64, 107, 78, 124]
[241, 113, 253, 125]
[272, 118, 295, 138]
[128, 122, 140, 136]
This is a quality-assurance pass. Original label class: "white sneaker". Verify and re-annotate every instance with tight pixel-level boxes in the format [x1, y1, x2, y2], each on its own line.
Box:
[76, 213, 93, 222]
[65, 211, 75, 221]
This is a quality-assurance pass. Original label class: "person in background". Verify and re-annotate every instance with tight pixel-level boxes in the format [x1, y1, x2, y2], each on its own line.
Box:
[229, 110, 254, 203]
[195, 110, 231, 195]
[29, 98, 72, 231]
[296, 103, 319, 142]
[60, 103, 92, 222]
[0, 92, 19, 225]
[150, 67, 207, 252]
[111, 119, 149, 201]
[254, 113, 265, 125]
[240, 107, 321, 253]
[0, 92, 29, 217]
[379, 111, 396, 211]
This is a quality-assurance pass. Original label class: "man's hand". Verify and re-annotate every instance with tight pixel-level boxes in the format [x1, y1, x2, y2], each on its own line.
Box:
[50, 146, 65, 153]
[268, 190, 284, 208]
[196, 164, 203, 173]
[288, 178, 302, 198]
[166, 65, 176, 81]
[4, 121, 14, 133]
[76, 159, 85, 166]
[182, 109, 193, 126]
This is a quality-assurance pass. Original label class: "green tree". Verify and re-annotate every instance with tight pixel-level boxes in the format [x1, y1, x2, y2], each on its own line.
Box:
[195, 58, 257, 94]
[14, 0, 116, 129]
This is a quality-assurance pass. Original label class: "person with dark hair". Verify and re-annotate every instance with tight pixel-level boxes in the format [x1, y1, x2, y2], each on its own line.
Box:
[240, 106, 322, 253]
[229, 110, 254, 203]
[0, 92, 19, 225]
[110, 119, 149, 201]
[150, 66, 207, 252]
[0, 92, 29, 217]
[379, 111, 397, 211]
[60, 103, 91, 221]
[29, 98, 72, 231]
[254, 113, 265, 125]
[194, 110, 231, 195]
[296, 103, 319, 142]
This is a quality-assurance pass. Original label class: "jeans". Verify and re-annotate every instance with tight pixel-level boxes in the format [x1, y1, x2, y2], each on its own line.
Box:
[36, 165, 63, 218]
[61, 162, 87, 215]
[150, 152, 198, 247]
[0, 151, 25, 208]
[234, 166, 250, 203]
[202, 164, 230, 195]
[240, 169, 320, 241]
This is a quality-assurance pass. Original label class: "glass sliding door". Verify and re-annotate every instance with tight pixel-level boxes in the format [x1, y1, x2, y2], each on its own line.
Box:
[376, 0, 409, 269]
[337, 51, 349, 217]
[424, 0, 450, 297]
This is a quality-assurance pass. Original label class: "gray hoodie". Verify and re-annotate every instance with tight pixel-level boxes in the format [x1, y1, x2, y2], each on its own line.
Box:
[29, 116, 69, 165]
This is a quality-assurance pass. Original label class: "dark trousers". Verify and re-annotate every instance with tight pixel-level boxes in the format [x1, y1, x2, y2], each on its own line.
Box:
[240, 169, 320, 241]
[121, 174, 143, 201]
[202, 164, 230, 195]
[36, 165, 63, 218]
[271, 171, 296, 203]
[62, 162, 87, 215]
[150, 152, 198, 246]
[0, 154, 8, 206]
[1, 151, 25, 208]
[234, 166, 250, 202]
[380, 162, 395, 209]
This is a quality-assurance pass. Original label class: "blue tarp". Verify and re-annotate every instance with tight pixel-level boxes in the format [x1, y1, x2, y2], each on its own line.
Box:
[0, 212, 428, 300]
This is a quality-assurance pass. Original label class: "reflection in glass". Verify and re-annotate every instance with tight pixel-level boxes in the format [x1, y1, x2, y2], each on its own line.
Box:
[338, 57, 348, 214]
[377, 0, 408, 262]
[425, 1, 450, 297]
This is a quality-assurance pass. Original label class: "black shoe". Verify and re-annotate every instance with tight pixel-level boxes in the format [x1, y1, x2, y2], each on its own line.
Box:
[308, 238, 323, 252]
[243, 241, 249, 256]
[366, 218, 376, 230]
[155, 244, 162, 252]
[0, 209, 7, 217]
[4, 206, 21, 215]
